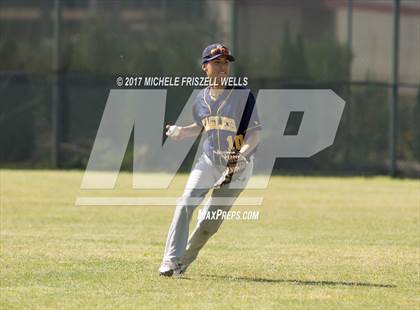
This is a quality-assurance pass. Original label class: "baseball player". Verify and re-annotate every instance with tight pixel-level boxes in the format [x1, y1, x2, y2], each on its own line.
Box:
[159, 43, 262, 276]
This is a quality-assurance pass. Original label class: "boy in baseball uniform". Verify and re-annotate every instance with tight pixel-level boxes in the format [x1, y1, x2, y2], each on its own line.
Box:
[160, 43, 261, 276]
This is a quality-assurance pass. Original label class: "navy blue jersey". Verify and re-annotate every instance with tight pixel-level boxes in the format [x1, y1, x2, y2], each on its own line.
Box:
[193, 86, 262, 165]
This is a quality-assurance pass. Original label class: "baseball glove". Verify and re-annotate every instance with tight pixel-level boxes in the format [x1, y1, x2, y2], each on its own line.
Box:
[214, 150, 248, 189]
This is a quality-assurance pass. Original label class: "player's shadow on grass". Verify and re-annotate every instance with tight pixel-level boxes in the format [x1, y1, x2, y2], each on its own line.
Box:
[201, 275, 395, 288]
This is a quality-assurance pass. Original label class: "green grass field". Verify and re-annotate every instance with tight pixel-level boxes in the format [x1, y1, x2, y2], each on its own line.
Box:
[1, 169, 419, 309]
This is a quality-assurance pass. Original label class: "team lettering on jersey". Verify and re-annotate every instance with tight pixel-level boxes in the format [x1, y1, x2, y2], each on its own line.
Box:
[201, 116, 237, 133]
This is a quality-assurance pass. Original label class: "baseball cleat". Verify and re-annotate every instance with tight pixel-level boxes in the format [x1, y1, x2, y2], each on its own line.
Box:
[177, 264, 189, 275]
[159, 263, 176, 277]
[159, 262, 188, 277]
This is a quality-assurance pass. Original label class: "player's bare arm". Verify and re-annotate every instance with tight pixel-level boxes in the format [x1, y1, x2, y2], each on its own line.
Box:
[239, 130, 261, 157]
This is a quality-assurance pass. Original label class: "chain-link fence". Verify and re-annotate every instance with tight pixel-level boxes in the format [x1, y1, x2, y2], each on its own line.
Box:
[0, 0, 419, 177]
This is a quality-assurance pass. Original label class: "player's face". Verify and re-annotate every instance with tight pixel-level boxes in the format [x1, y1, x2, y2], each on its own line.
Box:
[202, 56, 230, 86]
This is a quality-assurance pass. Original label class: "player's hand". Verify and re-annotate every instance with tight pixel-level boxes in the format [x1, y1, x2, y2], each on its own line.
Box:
[165, 124, 184, 140]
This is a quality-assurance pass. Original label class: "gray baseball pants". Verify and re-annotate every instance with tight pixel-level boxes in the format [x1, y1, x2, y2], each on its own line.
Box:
[162, 153, 253, 267]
